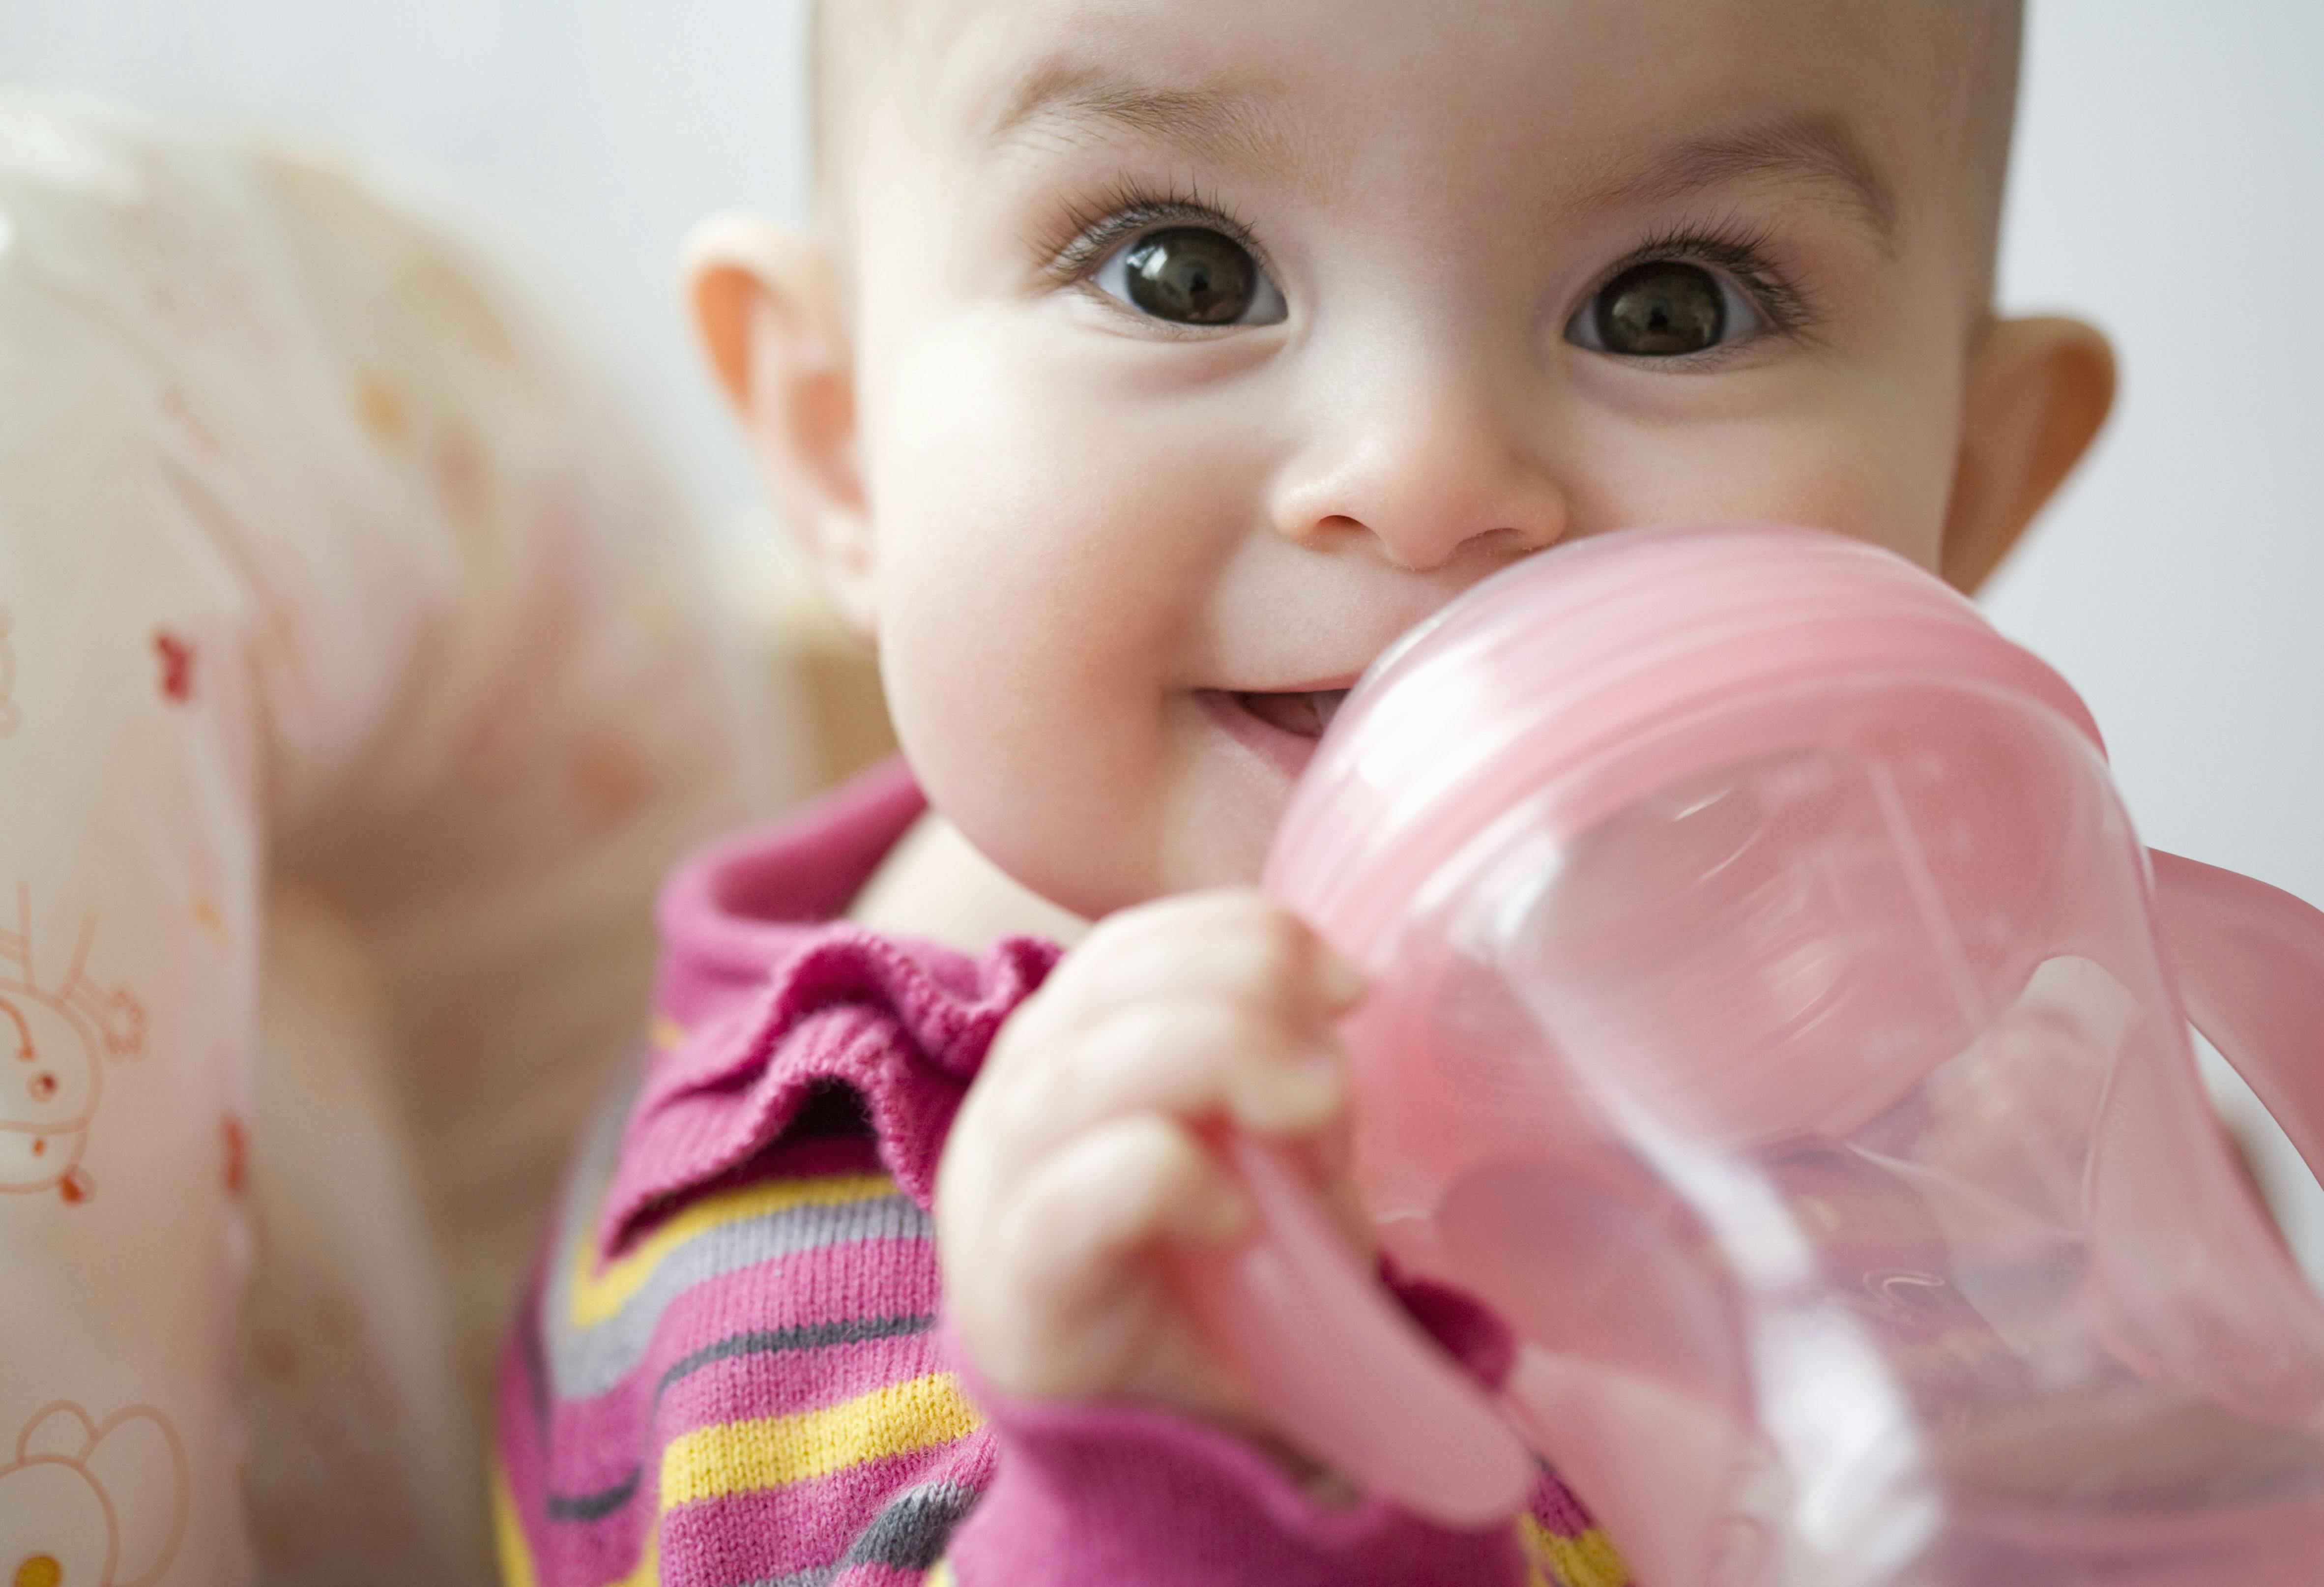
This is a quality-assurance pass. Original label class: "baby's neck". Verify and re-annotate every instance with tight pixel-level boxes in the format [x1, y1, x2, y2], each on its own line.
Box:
[847, 810, 1089, 954]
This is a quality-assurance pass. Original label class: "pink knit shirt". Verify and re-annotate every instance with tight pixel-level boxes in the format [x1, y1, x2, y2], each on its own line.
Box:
[493, 761, 1631, 1587]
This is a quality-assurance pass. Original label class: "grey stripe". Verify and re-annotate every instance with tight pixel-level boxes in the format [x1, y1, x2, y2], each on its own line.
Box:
[543, 1314, 937, 1526]
[741, 1570, 835, 1587]
[660, 1312, 936, 1392]
[546, 1468, 641, 1524]
[840, 1481, 979, 1570]
[541, 1089, 934, 1399]
[547, 1194, 931, 1398]
[731, 1483, 980, 1587]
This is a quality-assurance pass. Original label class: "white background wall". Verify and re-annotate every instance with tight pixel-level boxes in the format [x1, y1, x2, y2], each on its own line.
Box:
[6, 2, 2321, 1273]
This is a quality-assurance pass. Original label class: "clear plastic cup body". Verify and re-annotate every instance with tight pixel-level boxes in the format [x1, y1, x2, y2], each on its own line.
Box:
[1334, 675, 2324, 1586]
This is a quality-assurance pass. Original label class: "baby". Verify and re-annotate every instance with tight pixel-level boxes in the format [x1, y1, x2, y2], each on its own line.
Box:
[495, 1, 2114, 1583]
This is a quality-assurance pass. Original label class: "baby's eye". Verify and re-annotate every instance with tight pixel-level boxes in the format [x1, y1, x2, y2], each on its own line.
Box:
[1093, 227, 1287, 327]
[1567, 260, 1764, 358]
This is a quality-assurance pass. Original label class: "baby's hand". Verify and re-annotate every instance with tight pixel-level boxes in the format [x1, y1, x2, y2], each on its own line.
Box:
[936, 891, 1366, 1439]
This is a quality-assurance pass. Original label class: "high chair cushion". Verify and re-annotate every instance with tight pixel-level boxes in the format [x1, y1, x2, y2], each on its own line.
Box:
[0, 89, 789, 1585]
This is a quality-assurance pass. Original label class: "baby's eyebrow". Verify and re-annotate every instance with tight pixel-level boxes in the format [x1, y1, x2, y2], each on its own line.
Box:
[1584, 115, 1899, 249]
[980, 68, 1895, 251]
[981, 59, 1301, 173]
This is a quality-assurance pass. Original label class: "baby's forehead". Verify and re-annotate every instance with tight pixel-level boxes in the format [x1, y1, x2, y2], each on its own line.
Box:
[828, 0, 2015, 270]
[844, 0, 2012, 126]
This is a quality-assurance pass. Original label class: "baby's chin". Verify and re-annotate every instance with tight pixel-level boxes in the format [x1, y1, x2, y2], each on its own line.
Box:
[960, 780, 1280, 925]
[981, 825, 1270, 926]
[1147, 757, 1300, 904]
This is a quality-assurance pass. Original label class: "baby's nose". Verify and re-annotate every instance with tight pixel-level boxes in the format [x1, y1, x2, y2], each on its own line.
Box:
[1268, 370, 1568, 572]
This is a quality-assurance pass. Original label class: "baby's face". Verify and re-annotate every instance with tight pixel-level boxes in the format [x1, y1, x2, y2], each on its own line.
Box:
[826, 0, 2013, 917]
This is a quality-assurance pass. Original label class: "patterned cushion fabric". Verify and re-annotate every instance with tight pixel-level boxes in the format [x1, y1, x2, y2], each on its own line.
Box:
[0, 89, 786, 1585]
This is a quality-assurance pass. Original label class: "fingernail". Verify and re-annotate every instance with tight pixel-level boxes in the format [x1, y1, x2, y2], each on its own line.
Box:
[1316, 944, 1366, 1010]
[1249, 1053, 1343, 1130]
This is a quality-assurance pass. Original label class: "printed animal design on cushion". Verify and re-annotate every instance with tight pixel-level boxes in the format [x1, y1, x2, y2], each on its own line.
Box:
[0, 1403, 188, 1587]
[0, 889, 147, 1204]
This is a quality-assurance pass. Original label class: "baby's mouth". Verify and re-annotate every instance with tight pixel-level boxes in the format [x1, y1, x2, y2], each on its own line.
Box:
[1232, 688, 1351, 739]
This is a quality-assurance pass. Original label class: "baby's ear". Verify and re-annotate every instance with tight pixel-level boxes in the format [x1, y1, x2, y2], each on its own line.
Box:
[686, 216, 877, 637]
[1941, 315, 2117, 594]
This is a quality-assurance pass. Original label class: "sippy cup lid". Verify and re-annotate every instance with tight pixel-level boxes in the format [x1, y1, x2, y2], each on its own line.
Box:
[1265, 523, 2104, 963]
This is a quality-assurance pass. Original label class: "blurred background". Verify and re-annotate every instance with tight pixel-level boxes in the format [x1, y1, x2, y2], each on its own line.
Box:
[5, 0, 2320, 1273]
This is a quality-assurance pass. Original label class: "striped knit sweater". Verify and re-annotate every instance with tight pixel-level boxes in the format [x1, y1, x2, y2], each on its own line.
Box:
[494, 761, 1633, 1587]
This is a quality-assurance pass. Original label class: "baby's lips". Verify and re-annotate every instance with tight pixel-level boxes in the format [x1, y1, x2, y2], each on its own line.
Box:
[1313, 687, 1351, 734]
[1230, 686, 1353, 739]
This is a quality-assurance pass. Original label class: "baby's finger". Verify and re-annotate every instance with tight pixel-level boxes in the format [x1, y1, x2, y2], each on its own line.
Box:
[1005, 1112, 1250, 1282]
[982, 998, 1346, 1164]
[1056, 892, 1366, 1025]
[966, 1114, 1249, 1396]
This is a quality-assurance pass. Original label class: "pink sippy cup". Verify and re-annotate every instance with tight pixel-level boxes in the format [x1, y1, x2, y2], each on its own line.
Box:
[1183, 523, 2324, 1584]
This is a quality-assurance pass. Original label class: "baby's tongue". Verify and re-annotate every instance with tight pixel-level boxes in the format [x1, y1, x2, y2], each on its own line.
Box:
[1236, 688, 1351, 739]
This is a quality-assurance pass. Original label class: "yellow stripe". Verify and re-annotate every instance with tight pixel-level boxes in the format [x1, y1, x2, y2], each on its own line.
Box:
[661, 1371, 983, 1506]
[491, 1461, 539, 1587]
[650, 1014, 689, 1053]
[1520, 1515, 1631, 1587]
[925, 1561, 955, 1587]
[568, 1171, 900, 1329]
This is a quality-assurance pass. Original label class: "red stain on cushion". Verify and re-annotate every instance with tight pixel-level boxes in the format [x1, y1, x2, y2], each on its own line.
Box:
[154, 630, 197, 703]
[222, 1114, 248, 1197]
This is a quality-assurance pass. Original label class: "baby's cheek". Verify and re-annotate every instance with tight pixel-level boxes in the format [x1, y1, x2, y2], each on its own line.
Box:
[1569, 394, 1951, 568]
[1763, 379, 1960, 565]
[871, 489, 1177, 915]
[1769, 425, 1953, 569]
[866, 348, 1253, 912]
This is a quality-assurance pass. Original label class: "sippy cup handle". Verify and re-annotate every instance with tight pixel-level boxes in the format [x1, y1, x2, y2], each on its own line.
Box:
[1174, 1133, 1535, 1529]
[2149, 848, 2324, 1189]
